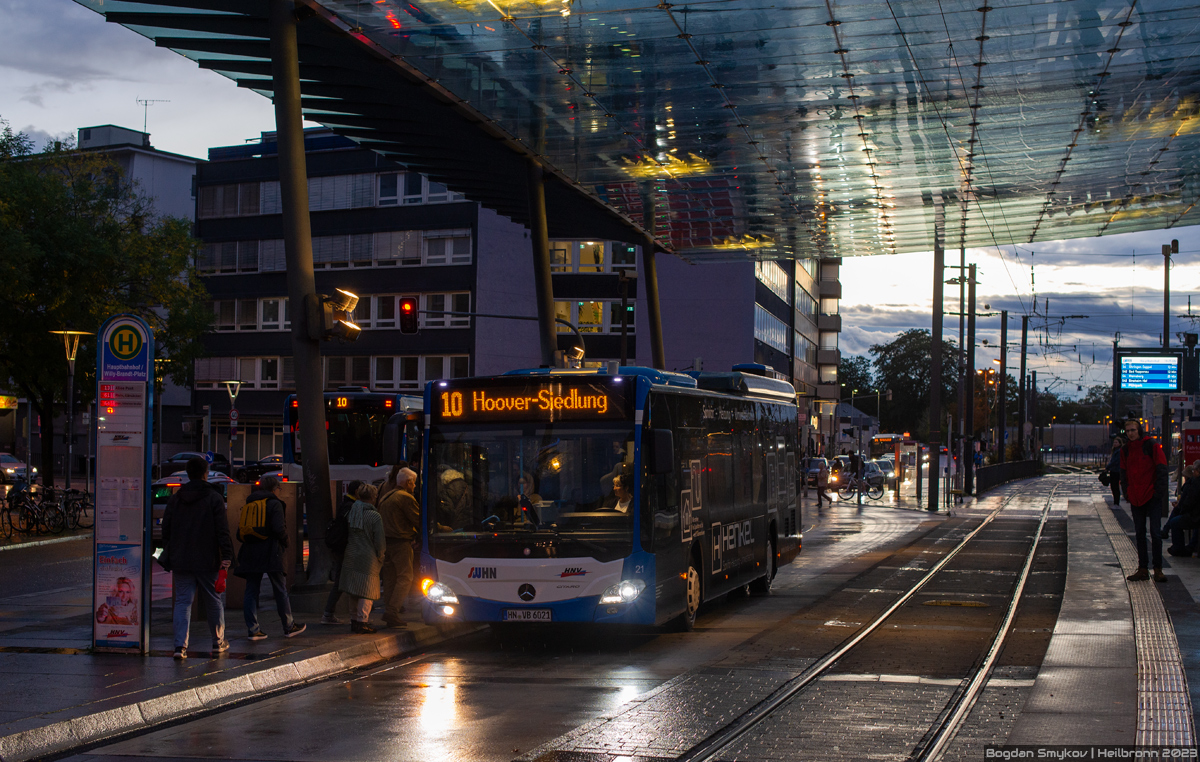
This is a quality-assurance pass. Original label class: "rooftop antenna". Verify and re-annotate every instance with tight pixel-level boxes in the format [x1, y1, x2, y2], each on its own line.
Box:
[135, 97, 170, 134]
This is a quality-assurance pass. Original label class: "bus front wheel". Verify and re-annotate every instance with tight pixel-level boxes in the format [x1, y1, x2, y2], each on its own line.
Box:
[672, 560, 701, 632]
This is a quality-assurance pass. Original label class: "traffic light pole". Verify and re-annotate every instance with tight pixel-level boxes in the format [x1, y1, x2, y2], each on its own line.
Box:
[270, 0, 334, 585]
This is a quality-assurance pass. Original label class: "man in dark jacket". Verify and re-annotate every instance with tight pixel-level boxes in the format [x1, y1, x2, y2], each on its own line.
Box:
[236, 476, 306, 640]
[378, 467, 420, 628]
[1120, 419, 1170, 582]
[162, 457, 235, 659]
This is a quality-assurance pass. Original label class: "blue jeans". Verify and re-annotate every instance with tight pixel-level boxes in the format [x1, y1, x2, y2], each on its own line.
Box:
[1131, 500, 1164, 570]
[243, 571, 294, 634]
[172, 571, 225, 649]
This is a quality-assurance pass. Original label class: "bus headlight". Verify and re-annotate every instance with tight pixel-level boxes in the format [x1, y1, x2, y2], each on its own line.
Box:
[600, 579, 645, 605]
[425, 582, 459, 605]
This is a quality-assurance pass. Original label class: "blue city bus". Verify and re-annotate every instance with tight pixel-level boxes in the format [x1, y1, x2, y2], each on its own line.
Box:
[416, 366, 803, 630]
[283, 387, 422, 483]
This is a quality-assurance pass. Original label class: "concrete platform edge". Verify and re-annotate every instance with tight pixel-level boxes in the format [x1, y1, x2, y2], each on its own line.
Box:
[0, 622, 483, 762]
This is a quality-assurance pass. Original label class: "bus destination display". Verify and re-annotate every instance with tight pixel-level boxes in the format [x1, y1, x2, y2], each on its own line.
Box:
[1119, 355, 1180, 391]
[435, 380, 629, 423]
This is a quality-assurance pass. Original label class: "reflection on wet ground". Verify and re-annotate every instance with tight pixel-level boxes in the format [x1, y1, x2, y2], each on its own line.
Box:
[68, 501, 936, 762]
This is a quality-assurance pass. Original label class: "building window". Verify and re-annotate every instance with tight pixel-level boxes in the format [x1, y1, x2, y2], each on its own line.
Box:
[197, 182, 263, 219]
[819, 365, 838, 384]
[754, 304, 789, 354]
[755, 260, 790, 304]
[423, 230, 472, 265]
[308, 174, 375, 211]
[796, 286, 817, 322]
[378, 173, 399, 206]
[211, 298, 289, 332]
[819, 331, 838, 350]
[550, 240, 634, 273]
[324, 356, 370, 389]
[421, 293, 471, 328]
[371, 355, 469, 392]
[554, 300, 635, 335]
[794, 332, 818, 366]
[798, 257, 818, 280]
[262, 299, 281, 331]
[820, 297, 839, 316]
[194, 356, 281, 389]
[199, 230, 472, 275]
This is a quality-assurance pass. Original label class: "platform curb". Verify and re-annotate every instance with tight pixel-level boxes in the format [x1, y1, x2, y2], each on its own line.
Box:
[0, 622, 483, 762]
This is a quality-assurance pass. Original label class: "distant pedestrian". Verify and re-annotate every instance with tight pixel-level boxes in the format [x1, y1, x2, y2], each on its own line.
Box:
[1121, 419, 1169, 582]
[161, 457, 234, 659]
[816, 462, 832, 507]
[1106, 436, 1126, 505]
[235, 476, 306, 641]
[321, 480, 361, 625]
[339, 483, 386, 634]
[377, 467, 420, 628]
[1166, 463, 1200, 557]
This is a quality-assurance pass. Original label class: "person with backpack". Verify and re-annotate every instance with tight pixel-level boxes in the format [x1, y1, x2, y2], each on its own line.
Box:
[377, 467, 420, 628]
[235, 476, 305, 640]
[339, 482, 386, 633]
[321, 480, 361, 625]
[1120, 419, 1170, 582]
[161, 457, 234, 659]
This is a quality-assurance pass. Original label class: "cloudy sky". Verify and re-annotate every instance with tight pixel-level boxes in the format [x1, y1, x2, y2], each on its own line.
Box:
[4, 0, 1197, 401]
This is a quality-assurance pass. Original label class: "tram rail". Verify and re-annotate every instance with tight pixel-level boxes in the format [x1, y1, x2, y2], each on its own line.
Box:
[679, 483, 1061, 762]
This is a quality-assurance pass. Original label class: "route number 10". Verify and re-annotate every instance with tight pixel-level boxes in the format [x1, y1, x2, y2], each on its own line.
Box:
[442, 391, 464, 417]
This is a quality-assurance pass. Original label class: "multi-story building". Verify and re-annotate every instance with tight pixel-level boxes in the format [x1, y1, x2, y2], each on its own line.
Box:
[653, 254, 842, 454]
[191, 129, 659, 460]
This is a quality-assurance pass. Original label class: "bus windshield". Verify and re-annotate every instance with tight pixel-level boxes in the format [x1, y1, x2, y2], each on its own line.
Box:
[291, 410, 391, 467]
[428, 425, 635, 560]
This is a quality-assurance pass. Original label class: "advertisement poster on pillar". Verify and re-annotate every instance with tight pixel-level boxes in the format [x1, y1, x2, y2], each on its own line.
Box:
[94, 544, 143, 650]
[1184, 423, 1200, 468]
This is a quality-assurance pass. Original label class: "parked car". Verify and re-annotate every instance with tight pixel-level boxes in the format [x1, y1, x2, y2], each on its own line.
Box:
[252, 469, 289, 488]
[156, 451, 231, 478]
[871, 458, 896, 484]
[235, 454, 283, 484]
[0, 453, 36, 482]
[150, 472, 234, 544]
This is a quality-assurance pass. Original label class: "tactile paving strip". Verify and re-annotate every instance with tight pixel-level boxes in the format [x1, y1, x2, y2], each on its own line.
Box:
[1095, 493, 1196, 746]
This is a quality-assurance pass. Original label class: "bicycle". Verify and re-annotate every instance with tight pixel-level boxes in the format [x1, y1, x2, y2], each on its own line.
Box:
[837, 475, 885, 501]
[33, 486, 66, 535]
[62, 489, 94, 530]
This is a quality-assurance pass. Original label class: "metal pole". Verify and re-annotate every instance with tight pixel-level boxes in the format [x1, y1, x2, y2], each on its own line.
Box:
[1031, 370, 1040, 457]
[527, 162, 557, 366]
[1019, 315, 1028, 457]
[86, 402, 93, 495]
[619, 270, 629, 366]
[965, 265, 977, 495]
[270, 0, 334, 584]
[65, 361, 74, 491]
[998, 310, 1007, 464]
[1163, 243, 1173, 468]
[928, 235, 944, 512]
[957, 247, 966, 495]
[643, 244, 666, 370]
[1111, 339, 1120, 432]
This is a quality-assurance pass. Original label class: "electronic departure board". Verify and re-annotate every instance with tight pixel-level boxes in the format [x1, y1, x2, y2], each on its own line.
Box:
[433, 379, 632, 424]
[1119, 354, 1181, 392]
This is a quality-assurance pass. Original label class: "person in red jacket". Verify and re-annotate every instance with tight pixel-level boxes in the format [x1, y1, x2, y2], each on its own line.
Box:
[1120, 419, 1169, 582]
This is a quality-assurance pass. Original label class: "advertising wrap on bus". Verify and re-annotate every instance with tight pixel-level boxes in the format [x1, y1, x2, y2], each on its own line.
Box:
[417, 368, 803, 631]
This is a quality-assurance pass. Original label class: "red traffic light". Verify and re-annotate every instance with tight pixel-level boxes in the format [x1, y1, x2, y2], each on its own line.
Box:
[399, 297, 419, 334]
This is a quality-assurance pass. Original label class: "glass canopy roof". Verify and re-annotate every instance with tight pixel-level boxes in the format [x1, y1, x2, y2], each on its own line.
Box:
[78, 0, 1200, 262]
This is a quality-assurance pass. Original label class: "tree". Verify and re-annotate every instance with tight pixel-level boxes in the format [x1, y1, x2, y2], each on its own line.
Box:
[0, 119, 210, 485]
[869, 329, 959, 439]
[838, 355, 874, 398]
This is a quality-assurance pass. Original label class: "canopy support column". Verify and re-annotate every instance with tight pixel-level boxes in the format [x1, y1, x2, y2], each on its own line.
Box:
[527, 162, 557, 367]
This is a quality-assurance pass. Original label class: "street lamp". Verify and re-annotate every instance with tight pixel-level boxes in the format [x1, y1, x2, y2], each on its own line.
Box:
[222, 380, 242, 473]
[49, 329, 93, 491]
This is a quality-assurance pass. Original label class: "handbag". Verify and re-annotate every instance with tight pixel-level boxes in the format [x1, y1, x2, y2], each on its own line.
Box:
[1098, 469, 1111, 487]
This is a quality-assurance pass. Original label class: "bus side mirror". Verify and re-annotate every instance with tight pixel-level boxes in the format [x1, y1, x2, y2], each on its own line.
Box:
[382, 413, 406, 465]
[647, 429, 673, 475]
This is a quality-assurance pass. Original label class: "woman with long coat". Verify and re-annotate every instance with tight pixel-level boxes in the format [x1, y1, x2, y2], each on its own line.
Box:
[338, 483, 386, 633]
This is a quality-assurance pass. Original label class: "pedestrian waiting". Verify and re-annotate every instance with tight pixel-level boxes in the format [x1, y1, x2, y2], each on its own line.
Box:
[378, 467, 420, 628]
[320, 479, 361, 625]
[339, 482, 386, 634]
[161, 457, 234, 659]
[235, 476, 306, 641]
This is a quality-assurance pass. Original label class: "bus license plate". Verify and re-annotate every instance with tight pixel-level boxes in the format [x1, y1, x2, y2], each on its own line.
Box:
[504, 609, 552, 622]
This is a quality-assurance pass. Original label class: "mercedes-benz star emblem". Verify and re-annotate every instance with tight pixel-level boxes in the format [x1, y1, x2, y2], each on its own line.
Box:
[518, 584, 536, 602]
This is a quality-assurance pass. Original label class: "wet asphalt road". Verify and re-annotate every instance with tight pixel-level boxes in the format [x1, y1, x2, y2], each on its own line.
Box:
[0, 537, 92, 599]
[64, 503, 937, 762]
